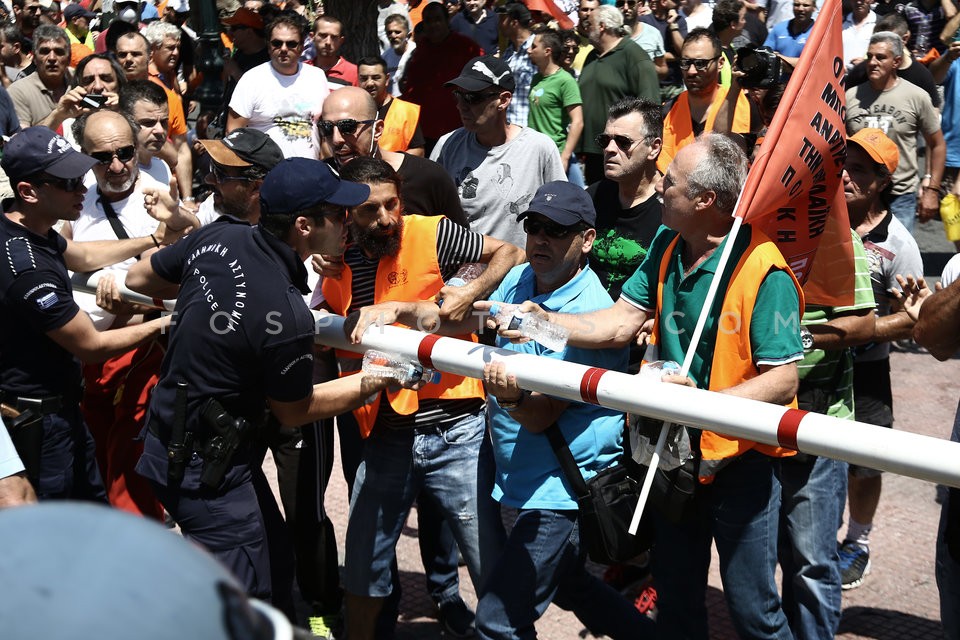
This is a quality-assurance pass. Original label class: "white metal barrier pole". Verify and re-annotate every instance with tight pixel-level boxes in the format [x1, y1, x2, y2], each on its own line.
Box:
[313, 312, 960, 490]
[71, 271, 177, 312]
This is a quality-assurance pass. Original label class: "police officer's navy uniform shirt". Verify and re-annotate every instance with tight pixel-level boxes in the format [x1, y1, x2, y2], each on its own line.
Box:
[0, 210, 83, 398]
[136, 217, 316, 490]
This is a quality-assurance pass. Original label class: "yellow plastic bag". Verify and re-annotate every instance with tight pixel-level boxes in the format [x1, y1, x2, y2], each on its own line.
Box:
[941, 193, 960, 242]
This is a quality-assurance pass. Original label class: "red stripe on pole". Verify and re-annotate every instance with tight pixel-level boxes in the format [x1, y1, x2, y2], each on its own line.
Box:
[153, 298, 164, 309]
[777, 408, 808, 450]
[579, 367, 608, 404]
[417, 334, 442, 369]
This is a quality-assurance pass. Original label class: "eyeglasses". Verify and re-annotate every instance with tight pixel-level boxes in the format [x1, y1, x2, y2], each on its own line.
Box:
[615, 0, 638, 6]
[678, 56, 720, 71]
[452, 89, 501, 105]
[88, 145, 136, 165]
[211, 163, 251, 183]
[270, 38, 301, 50]
[317, 118, 375, 137]
[596, 133, 642, 152]
[36, 175, 84, 191]
[523, 218, 584, 239]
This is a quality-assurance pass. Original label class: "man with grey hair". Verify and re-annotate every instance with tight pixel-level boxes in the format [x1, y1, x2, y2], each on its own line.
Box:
[487, 133, 804, 638]
[846, 30, 945, 232]
[7, 24, 73, 128]
[576, 4, 659, 183]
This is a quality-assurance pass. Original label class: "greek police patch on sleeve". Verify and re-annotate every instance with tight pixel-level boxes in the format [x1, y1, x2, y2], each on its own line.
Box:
[36, 291, 59, 309]
[5, 237, 37, 276]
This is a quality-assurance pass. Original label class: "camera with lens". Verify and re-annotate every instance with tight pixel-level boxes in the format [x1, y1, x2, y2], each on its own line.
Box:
[735, 46, 783, 88]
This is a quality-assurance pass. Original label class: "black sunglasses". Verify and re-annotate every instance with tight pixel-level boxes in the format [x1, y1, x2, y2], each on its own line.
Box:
[211, 163, 251, 183]
[452, 89, 501, 105]
[317, 118, 375, 137]
[88, 144, 136, 165]
[523, 218, 583, 239]
[270, 38, 300, 50]
[678, 56, 720, 71]
[596, 133, 642, 152]
[36, 175, 85, 191]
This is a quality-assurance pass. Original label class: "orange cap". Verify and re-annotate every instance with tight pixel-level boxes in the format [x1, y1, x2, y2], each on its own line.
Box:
[848, 128, 899, 174]
[222, 7, 264, 30]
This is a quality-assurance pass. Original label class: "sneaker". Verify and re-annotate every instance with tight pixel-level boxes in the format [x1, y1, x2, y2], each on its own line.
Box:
[634, 585, 658, 619]
[307, 613, 342, 639]
[838, 540, 871, 590]
[438, 598, 476, 638]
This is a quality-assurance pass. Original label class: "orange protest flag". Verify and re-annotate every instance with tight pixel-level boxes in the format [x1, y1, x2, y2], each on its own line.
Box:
[734, 0, 854, 307]
[525, 0, 575, 30]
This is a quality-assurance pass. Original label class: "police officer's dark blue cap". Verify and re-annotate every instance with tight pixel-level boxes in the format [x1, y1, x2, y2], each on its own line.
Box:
[517, 180, 596, 227]
[1, 126, 97, 182]
[259, 157, 370, 216]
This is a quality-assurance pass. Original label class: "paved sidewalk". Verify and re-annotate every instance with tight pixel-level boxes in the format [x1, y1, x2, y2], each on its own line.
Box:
[266, 347, 957, 639]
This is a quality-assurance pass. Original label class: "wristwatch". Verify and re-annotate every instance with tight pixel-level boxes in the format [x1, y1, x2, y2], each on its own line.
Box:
[498, 390, 530, 412]
[800, 326, 814, 352]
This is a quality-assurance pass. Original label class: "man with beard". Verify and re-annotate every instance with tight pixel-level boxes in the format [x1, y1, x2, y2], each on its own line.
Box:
[321, 157, 523, 640]
[381, 13, 414, 96]
[658, 28, 752, 172]
[58, 108, 178, 520]
[320, 86, 465, 226]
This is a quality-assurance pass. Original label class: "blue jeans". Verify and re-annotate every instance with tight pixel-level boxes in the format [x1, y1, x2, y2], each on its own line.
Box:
[567, 158, 586, 188]
[652, 450, 792, 640]
[343, 410, 503, 598]
[477, 509, 654, 640]
[777, 454, 846, 640]
[888, 192, 917, 234]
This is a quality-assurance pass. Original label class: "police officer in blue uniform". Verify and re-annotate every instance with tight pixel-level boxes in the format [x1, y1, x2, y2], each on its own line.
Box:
[0, 126, 183, 501]
[125, 157, 397, 615]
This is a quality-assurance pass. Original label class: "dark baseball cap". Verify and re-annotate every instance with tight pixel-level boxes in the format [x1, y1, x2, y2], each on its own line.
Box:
[517, 181, 596, 227]
[260, 158, 370, 216]
[495, 2, 532, 25]
[199, 128, 284, 172]
[0, 126, 97, 182]
[64, 3, 96, 20]
[445, 55, 516, 92]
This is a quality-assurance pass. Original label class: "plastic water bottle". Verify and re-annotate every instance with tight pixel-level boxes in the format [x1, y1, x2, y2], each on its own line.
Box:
[446, 262, 487, 288]
[361, 350, 440, 384]
[439, 263, 487, 308]
[488, 303, 570, 352]
[638, 360, 682, 381]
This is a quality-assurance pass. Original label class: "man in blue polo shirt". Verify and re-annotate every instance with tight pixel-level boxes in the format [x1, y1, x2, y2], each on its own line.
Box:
[764, 0, 816, 66]
[478, 180, 654, 639]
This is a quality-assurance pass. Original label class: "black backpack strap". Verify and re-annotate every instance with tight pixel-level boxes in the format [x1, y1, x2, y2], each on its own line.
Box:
[545, 423, 590, 500]
[97, 190, 130, 240]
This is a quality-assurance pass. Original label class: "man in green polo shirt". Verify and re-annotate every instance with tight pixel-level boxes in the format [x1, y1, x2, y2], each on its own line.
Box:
[481, 133, 803, 638]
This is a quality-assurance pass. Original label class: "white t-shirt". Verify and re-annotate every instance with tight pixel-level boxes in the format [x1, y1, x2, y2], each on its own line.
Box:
[0, 422, 25, 481]
[139, 157, 174, 190]
[229, 61, 330, 159]
[71, 171, 166, 330]
[941, 253, 960, 287]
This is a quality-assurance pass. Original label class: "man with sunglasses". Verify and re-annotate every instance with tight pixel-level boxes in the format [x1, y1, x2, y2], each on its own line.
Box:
[658, 28, 753, 173]
[431, 55, 566, 249]
[228, 13, 330, 159]
[481, 134, 804, 639]
[0, 126, 186, 503]
[478, 180, 655, 640]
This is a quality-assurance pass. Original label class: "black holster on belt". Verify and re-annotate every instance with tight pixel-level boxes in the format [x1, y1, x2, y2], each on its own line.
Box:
[5, 409, 44, 488]
[198, 397, 255, 490]
[166, 382, 193, 487]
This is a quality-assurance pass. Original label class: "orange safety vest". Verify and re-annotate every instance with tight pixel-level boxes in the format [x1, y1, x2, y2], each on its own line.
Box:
[657, 87, 752, 174]
[648, 226, 803, 483]
[321, 215, 484, 438]
[379, 97, 421, 153]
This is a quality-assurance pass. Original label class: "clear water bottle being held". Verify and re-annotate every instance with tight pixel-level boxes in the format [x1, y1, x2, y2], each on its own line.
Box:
[361, 349, 441, 385]
[488, 303, 570, 352]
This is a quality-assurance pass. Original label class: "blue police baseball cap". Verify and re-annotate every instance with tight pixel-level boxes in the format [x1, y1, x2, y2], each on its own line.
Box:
[259, 157, 370, 216]
[517, 180, 597, 227]
[1, 126, 97, 182]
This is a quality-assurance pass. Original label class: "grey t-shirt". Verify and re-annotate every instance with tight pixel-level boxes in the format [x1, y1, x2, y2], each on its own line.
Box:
[846, 78, 941, 196]
[430, 126, 566, 248]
